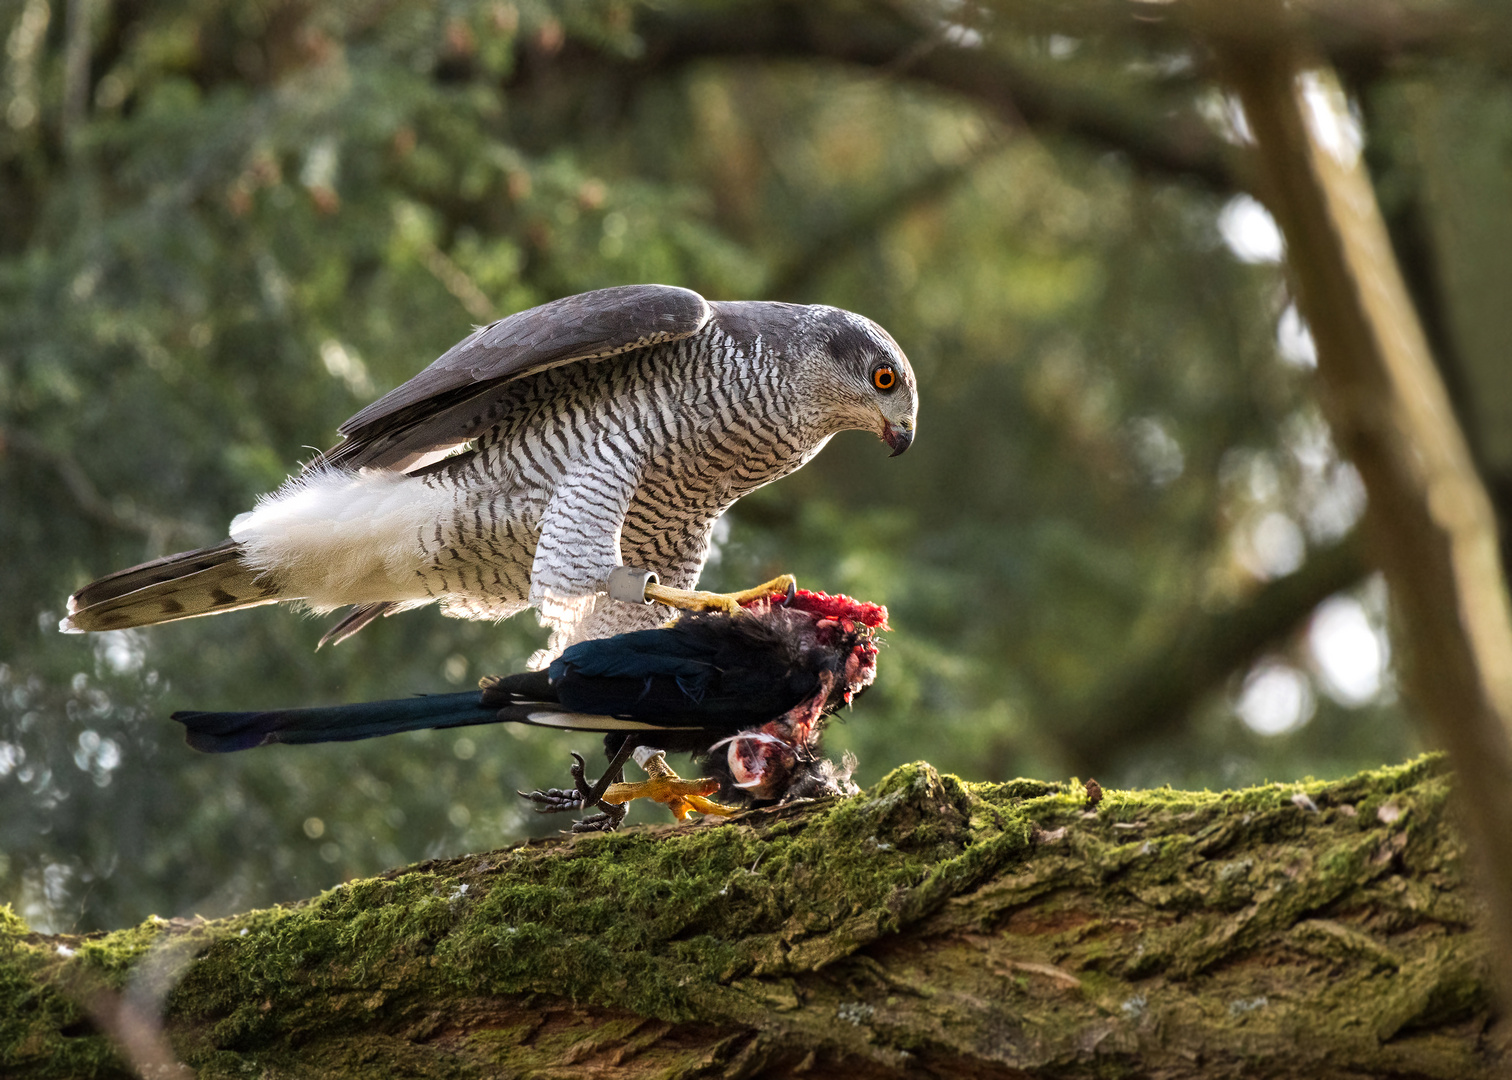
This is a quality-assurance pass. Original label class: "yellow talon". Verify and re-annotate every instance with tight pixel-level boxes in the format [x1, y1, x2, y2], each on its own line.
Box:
[644, 574, 797, 614]
[680, 793, 740, 819]
[602, 750, 741, 820]
[601, 775, 719, 805]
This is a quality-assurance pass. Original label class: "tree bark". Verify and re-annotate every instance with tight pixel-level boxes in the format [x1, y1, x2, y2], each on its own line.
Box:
[3, 757, 1504, 1078]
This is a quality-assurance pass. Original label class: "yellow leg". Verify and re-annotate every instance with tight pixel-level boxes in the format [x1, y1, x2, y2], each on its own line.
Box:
[644, 574, 797, 615]
[602, 750, 741, 821]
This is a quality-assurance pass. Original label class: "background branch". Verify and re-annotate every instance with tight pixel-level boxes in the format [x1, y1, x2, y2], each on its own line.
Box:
[1060, 531, 1371, 775]
[765, 139, 1002, 300]
[510, 3, 1241, 192]
[0, 427, 215, 555]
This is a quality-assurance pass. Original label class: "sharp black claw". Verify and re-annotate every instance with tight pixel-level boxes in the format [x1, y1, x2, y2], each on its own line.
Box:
[568, 753, 598, 804]
[520, 786, 586, 814]
[570, 804, 627, 833]
[783, 579, 798, 605]
[520, 747, 634, 831]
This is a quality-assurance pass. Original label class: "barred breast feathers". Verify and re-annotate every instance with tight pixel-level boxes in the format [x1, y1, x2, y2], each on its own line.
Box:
[229, 467, 454, 612]
[230, 326, 812, 623]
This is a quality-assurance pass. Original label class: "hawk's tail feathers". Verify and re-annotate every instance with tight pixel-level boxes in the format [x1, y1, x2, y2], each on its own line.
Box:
[317, 602, 398, 649]
[61, 541, 284, 633]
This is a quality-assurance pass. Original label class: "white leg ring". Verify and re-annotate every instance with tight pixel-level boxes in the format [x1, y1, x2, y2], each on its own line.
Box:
[607, 565, 659, 604]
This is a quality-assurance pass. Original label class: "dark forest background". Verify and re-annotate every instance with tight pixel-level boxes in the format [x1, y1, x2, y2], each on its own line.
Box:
[4, 0, 1509, 934]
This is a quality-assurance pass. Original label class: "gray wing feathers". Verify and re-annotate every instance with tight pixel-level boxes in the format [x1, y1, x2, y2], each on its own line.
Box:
[327, 284, 711, 470]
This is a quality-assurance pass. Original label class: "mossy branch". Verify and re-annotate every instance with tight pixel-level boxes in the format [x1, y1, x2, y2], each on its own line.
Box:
[2, 756, 1504, 1078]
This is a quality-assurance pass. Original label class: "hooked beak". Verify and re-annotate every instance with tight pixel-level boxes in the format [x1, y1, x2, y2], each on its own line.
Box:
[883, 421, 914, 457]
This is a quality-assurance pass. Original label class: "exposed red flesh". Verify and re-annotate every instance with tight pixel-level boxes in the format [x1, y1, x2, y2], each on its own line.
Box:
[742, 587, 889, 630]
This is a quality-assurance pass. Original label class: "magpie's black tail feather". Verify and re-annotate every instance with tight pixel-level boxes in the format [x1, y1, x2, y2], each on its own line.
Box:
[479, 669, 554, 706]
[171, 691, 497, 753]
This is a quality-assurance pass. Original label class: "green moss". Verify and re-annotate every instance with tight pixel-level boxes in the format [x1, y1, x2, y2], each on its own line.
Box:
[1, 907, 134, 1078]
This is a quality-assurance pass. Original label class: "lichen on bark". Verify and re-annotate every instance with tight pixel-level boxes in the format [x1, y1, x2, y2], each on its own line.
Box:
[2, 755, 1503, 1078]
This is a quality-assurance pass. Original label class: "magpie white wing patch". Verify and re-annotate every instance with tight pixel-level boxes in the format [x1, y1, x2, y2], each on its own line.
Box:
[521, 711, 682, 732]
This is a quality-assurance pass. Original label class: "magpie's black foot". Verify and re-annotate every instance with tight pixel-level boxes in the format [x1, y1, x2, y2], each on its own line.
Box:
[570, 804, 628, 833]
[569, 751, 599, 805]
[519, 786, 584, 814]
[519, 752, 628, 831]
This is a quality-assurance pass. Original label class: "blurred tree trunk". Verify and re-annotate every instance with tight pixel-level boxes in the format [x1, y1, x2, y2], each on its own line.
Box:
[1213, 29, 1512, 1004]
[1364, 72, 1512, 576]
[4, 758, 1505, 1079]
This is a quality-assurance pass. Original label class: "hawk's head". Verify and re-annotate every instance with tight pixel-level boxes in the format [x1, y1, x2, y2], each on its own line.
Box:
[811, 308, 918, 457]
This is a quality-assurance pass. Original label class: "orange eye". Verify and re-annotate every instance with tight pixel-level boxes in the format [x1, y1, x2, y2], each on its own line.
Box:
[872, 366, 896, 391]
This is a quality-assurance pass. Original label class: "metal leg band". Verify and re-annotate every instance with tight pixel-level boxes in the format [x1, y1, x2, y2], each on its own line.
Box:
[607, 565, 659, 605]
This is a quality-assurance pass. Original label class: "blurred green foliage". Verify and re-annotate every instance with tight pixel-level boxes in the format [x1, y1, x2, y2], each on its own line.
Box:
[0, 0, 1443, 932]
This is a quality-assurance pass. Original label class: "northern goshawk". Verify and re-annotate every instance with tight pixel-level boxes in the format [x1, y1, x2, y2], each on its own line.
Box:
[61, 284, 918, 662]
